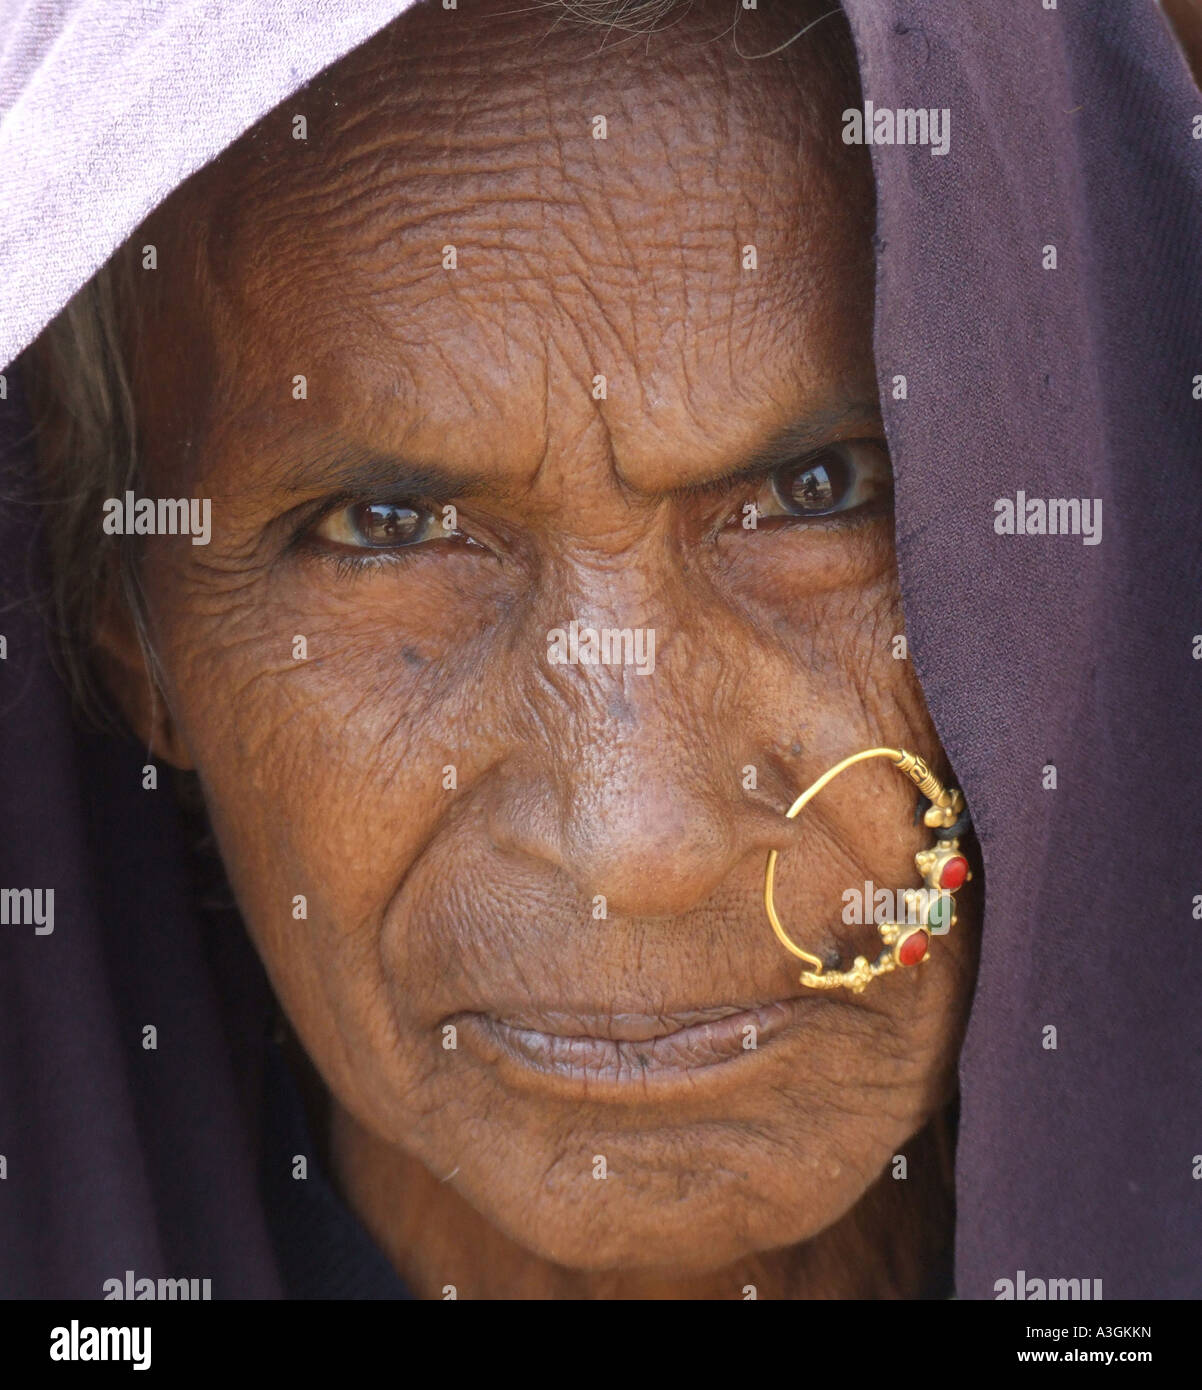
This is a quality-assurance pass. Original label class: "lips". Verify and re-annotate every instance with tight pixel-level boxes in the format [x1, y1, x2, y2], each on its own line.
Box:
[451, 996, 811, 1090]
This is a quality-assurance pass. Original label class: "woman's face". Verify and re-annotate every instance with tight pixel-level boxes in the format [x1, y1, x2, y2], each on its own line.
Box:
[111, 0, 978, 1274]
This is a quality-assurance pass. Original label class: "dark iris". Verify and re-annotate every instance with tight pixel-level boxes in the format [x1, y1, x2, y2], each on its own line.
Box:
[773, 449, 851, 516]
[350, 501, 424, 546]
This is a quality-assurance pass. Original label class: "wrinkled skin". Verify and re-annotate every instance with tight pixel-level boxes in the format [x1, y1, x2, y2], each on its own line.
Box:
[100, 0, 979, 1297]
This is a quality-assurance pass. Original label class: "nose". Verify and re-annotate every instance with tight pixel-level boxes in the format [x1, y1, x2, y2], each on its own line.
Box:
[484, 638, 805, 920]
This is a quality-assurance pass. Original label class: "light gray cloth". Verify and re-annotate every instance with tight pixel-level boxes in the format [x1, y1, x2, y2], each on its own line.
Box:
[0, 0, 418, 369]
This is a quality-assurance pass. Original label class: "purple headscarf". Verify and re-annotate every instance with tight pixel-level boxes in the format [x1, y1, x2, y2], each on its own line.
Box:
[1, 0, 1199, 1298]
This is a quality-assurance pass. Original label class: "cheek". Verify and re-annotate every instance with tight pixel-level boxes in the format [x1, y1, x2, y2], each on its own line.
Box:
[145, 552, 517, 1078]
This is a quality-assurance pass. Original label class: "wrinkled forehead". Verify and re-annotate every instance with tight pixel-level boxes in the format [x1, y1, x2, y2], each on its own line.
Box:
[154, 0, 864, 295]
[130, 0, 871, 484]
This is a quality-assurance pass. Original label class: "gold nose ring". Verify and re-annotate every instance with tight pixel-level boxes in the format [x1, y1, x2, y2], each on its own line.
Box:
[763, 748, 971, 995]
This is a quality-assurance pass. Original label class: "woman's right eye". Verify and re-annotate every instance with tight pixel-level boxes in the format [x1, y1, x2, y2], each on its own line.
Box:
[763, 440, 893, 521]
[310, 500, 456, 551]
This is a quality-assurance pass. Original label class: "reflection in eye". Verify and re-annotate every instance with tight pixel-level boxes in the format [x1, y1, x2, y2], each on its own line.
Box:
[311, 500, 456, 550]
[758, 440, 893, 522]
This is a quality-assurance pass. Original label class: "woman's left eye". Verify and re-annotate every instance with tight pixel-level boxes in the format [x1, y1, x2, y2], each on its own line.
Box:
[751, 439, 893, 523]
[310, 499, 456, 550]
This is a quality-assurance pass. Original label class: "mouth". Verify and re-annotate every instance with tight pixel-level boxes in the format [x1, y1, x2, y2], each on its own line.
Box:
[450, 995, 814, 1096]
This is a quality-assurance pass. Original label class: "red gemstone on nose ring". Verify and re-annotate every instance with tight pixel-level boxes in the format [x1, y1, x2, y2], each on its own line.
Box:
[939, 855, 968, 891]
[897, 930, 929, 967]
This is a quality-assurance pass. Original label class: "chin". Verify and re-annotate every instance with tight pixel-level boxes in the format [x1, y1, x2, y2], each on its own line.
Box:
[466, 1157, 852, 1275]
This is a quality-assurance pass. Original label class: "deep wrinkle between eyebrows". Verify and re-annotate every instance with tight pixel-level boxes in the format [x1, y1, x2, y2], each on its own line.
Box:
[239, 394, 885, 517]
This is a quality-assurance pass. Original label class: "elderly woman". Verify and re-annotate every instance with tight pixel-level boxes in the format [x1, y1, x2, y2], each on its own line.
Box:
[0, 0, 1199, 1304]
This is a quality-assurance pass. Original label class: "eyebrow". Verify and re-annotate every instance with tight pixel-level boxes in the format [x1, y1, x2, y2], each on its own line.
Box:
[281, 442, 492, 504]
[275, 399, 883, 504]
[668, 400, 884, 499]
